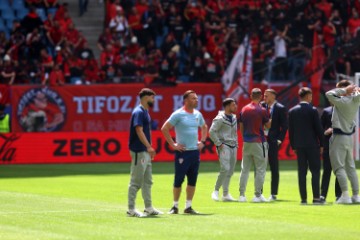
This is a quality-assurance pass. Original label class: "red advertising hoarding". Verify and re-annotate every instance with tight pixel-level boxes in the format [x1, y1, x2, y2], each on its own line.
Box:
[11, 83, 223, 133]
[0, 131, 296, 164]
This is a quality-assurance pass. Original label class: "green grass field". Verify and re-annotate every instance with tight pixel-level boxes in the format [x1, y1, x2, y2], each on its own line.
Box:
[1, 161, 360, 240]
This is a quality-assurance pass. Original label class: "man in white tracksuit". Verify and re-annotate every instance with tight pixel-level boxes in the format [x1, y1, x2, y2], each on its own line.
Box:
[326, 80, 360, 204]
[209, 98, 238, 201]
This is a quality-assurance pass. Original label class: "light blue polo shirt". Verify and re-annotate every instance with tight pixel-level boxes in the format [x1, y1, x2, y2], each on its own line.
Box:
[168, 107, 205, 151]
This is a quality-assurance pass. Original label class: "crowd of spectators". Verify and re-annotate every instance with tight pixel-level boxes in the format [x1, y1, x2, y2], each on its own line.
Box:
[1, 0, 360, 86]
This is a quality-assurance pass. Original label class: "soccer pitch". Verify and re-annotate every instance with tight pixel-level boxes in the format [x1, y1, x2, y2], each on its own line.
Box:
[0, 161, 359, 240]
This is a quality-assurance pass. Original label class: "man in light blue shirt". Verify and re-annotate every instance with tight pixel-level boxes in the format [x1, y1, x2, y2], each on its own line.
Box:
[161, 90, 208, 214]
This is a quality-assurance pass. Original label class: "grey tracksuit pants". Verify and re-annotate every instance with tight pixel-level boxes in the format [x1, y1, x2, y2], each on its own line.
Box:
[329, 134, 359, 195]
[128, 151, 153, 210]
[239, 142, 268, 197]
[214, 145, 237, 195]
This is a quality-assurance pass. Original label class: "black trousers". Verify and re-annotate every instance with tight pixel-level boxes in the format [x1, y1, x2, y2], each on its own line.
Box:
[296, 147, 321, 201]
[268, 141, 279, 195]
[321, 147, 341, 198]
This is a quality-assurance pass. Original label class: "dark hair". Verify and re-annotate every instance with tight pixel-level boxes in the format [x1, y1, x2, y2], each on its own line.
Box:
[251, 88, 262, 100]
[183, 90, 196, 100]
[222, 98, 235, 108]
[139, 88, 156, 98]
[298, 87, 312, 98]
[336, 79, 352, 88]
[265, 89, 277, 96]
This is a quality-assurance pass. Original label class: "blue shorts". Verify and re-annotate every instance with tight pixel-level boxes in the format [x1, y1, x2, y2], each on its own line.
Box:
[174, 150, 200, 187]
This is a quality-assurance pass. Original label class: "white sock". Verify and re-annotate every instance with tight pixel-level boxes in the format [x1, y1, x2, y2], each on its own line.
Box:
[173, 201, 178, 208]
[185, 200, 192, 209]
[342, 191, 349, 197]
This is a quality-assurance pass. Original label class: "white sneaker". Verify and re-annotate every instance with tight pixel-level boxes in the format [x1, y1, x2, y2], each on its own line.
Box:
[351, 195, 360, 204]
[127, 209, 146, 217]
[268, 195, 277, 201]
[238, 195, 247, 202]
[336, 195, 352, 204]
[211, 190, 219, 201]
[144, 207, 163, 216]
[222, 193, 236, 202]
[252, 195, 268, 203]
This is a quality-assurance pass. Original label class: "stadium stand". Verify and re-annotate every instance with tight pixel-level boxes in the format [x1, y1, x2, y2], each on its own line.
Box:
[0, 0, 359, 86]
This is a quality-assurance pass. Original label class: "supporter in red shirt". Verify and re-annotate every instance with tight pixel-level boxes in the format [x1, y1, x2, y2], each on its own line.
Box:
[347, 8, 360, 37]
[83, 58, 100, 84]
[0, 55, 16, 85]
[126, 36, 140, 56]
[46, 21, 65, 48]
[40, 49, 54, 73]
[315, 0, 333, 19]
[54, 2, 68, 21]
[43, 12, 55, 32]
[99, 44, 117, 68]
[184, 1, 206, 22]
[106, 0, 122, 26]
[58, 12, 73, 33]
[135, 0, 149, 18]
[46, 63, 65, 86]
[322, 20, 336, 54]
[65, 23, 80, 47]
[204, 0, 224, 14]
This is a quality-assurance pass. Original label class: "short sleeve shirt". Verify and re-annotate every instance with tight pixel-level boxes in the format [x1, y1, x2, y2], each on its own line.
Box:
[168, 107, 205, 150]
[129, 105, 151, 152]
[239, 102, 269, 143]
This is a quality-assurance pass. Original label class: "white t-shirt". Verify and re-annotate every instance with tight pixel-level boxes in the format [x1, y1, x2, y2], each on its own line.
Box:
[274, 35, 287, 58]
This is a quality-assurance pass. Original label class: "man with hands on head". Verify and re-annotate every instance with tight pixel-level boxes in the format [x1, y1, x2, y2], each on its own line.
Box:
[325, 80, 360, 204]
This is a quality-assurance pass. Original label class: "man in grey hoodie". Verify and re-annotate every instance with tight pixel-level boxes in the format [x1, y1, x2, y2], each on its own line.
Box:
[326, 80, 360, 204]
[209, 98, 238, 201]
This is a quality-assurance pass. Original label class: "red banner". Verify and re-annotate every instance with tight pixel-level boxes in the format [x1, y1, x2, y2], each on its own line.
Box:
[0, 131, 296, 164]
[10, 83, 223, 133]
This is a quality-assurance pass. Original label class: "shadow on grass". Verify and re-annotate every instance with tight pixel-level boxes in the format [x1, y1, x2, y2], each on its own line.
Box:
[1, 161, 358, 179]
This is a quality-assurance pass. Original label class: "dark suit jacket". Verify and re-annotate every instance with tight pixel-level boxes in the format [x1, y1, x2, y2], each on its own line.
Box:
[288, 102, 324, 149]
[320, 106, 333, 149]
[262, 102, 288, 143]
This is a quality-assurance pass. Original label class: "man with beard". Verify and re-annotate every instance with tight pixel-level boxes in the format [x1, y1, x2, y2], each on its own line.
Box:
[127, 88, 163, 217]
[210, 98, 238, 202]
[161, 90, 208, 214]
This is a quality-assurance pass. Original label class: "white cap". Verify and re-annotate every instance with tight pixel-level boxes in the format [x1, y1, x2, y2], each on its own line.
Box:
[3, 55, 10, 61]
[55, 46, 61, 51]
[204, 52, 211, 59]
[131, 36, 137, 44]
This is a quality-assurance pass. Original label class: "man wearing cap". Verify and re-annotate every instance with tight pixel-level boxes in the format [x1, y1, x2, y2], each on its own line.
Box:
[210, 98, 238, 202]
[262, 89, 288, 201]
[239, 88, 271, 203]
[127, 88, 163, 217]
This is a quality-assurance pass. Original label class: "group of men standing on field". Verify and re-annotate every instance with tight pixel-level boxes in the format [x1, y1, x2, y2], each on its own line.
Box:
[126, 80, 360, 217]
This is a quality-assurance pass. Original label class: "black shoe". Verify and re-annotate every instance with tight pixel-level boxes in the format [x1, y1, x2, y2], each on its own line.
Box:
[168, 206, 178, 214]
[300, 200, 307, 205]
[313, 199, 325, 205]
[184, 206, 199, 214]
